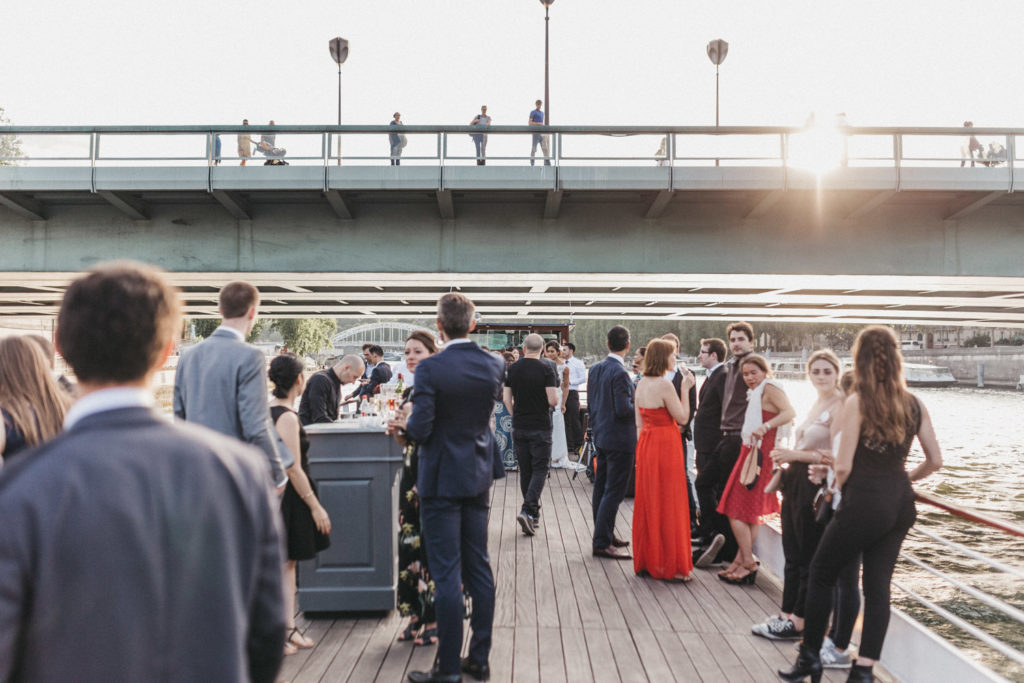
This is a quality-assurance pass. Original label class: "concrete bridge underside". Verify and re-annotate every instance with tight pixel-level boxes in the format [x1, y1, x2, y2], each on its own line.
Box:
[1, 166, 1024, 326]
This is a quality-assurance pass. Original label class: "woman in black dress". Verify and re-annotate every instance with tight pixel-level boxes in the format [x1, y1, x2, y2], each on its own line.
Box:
[269, 353, 332, 655]
[390, 330, 440, 646]
[780, 327, 943, 683]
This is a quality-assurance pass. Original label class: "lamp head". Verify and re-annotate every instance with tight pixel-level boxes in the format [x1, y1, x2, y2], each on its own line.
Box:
[329, 37, 350, 65]
[706, 39, 729, 66]
[540, 0, 555, 7]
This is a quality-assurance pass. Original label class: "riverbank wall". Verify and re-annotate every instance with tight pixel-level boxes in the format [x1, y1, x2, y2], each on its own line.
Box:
[765, 348, 1024, 389]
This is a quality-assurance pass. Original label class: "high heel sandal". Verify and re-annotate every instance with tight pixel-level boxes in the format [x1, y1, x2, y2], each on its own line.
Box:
[397, 620, 420, 642]
[717, 561, 741, 578]
[722, 562, 759, 586]
[287, 627, 315, 650]
[413, 626, 438, 646]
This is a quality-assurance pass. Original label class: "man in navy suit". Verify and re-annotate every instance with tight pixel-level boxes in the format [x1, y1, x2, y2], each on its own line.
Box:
[392, 293, 504, 683]
[587, 325, 636, 560]
[0, 263, 285, 683]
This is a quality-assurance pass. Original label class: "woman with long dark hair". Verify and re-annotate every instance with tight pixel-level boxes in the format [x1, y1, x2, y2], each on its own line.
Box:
[0, 336, 70, 464]
[268, 353, 332, 654]
[780, 326, 942, 683]
[391, 330, 441, 646]
[716, 354, 796, 585]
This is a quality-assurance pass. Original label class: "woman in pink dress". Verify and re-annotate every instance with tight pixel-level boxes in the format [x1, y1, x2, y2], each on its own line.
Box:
[716, 354, 796, 585]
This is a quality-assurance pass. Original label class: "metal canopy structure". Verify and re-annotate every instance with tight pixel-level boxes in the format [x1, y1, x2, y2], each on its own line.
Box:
[3, 272, 1024, 327]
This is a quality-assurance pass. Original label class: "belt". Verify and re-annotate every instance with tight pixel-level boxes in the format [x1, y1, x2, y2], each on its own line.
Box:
[721, 430, 742, 437]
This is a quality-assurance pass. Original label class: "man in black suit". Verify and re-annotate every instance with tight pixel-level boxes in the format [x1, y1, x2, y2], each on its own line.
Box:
[392, 293, 504, 683]
[348, 344, 392, 401]
[691, 337, 729, 565]
[587, 325, 636, 560]
[0, 263, 285, 683]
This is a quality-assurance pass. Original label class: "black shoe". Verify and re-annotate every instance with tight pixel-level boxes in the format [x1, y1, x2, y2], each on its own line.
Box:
[778, 644, 822, 683]
[461, 657, 490, 681]
[407, 666, 462, 682]
[690, 535, 709, 548]
[517, 512, 535, 536]
[846, 663, 874, 682]
[611, 536, 630, 548]
[694, 534, 725, 568]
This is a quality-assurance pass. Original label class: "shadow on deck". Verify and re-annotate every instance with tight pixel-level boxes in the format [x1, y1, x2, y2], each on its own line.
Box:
[280, 468, 870, 683]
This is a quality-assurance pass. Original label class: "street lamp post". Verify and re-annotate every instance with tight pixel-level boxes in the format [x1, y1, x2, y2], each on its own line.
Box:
[541, 0, 554, 126]
[706, 39, 728, 166]
[329, 36, 350, 165]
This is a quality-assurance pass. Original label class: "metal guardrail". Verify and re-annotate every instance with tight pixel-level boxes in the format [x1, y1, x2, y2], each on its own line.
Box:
[1, 124, 1021, 169]
[896, 491, 1024, 671]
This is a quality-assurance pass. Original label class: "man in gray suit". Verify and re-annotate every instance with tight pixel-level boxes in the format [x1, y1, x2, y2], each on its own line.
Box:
[174, 281, 287, 488]
[0, 262, 286, 682]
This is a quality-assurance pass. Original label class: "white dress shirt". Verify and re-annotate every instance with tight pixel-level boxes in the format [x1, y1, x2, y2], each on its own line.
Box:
[567, 356, 587, 389]
[65, 387, 155, 430]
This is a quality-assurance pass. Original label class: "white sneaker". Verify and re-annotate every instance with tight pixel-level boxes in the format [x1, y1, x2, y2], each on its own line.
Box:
[820, 638, 853, 669]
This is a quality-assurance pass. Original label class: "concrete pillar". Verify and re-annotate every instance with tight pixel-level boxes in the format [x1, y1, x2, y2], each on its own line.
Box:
[977, 362, 985, 388]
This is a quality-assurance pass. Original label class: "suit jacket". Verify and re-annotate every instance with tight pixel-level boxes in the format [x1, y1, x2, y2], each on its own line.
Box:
[693, 364, 727, 453]
[405, 341, 504, 498]
[0, 408, 285, 683]
[356, 361, 393, 400]
[174, 328, 286, 485]
[670, 370, 698, 441]
[586, 355, 637, 453]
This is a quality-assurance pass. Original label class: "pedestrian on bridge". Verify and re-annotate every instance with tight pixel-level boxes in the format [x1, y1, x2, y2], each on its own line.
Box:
[470, 105, 491, 165]
[238, 118, 253, 166]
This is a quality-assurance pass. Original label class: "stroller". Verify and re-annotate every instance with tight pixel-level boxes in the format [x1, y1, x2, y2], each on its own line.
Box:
[256, 135, 288, 165]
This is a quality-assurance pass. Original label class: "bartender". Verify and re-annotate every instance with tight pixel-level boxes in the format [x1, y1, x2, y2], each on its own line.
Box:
[298, 355, 365, 425]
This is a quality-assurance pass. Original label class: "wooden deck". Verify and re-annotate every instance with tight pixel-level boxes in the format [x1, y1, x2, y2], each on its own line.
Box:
[279, 468, 863, 683]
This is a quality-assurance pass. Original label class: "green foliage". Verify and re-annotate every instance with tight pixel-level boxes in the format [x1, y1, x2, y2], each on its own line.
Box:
[994, 335, 1024, 346]
[272, 318, 338, 357]
[962, 333, 992, 348]
[0, 108, 22, 166]
[189, 318, 220, 339]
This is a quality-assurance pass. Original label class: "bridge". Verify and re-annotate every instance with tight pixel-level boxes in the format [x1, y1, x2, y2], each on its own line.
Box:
[331, 322, 435, 354]
[1, 124, 1023, 327]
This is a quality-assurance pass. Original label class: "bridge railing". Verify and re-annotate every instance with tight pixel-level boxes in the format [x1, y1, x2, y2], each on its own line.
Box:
[1, 125, 1021, 171]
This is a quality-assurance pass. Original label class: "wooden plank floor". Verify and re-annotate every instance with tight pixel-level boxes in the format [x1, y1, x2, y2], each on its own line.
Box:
[279, 468, 862, 683]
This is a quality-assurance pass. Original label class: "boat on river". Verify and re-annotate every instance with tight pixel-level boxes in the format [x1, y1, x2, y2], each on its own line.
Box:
[904, 362, 958, 387]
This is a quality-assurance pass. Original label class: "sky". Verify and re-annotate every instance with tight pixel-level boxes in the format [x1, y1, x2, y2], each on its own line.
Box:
[3, 0, 1023, 130]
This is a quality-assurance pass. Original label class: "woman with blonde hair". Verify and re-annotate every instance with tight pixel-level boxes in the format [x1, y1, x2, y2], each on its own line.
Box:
[752, 350, 844, 641]
[0, 336, 70, 463]
[780, 326, 942, 683]
[716, 354, 796, 585]
[632, 339, 695, 581]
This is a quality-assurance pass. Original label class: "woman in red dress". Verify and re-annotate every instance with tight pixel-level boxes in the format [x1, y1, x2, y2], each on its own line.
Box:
[632, 339, 696, 581]
[716, 354, 796, 585]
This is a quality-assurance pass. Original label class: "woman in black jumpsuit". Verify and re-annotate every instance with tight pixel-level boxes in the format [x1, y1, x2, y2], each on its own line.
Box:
[780, 326, 943, 683]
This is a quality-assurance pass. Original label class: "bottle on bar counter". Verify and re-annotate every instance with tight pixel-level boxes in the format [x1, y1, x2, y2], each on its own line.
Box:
[395, 373, 405, 395]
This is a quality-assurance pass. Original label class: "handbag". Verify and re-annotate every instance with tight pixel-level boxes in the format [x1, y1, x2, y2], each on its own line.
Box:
[763, 467, 784, 494]
[813, 486, 833, 525]
[738, 442, 761, 490]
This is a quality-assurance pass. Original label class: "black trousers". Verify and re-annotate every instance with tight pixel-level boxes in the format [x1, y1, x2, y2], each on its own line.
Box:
[694, 434, 741, 561]
[513, 427, 552, 518]
[564, 390, 582, 451]
[802, 475, 916, 661]
[592, 447, 633, 551]
[780, 490, 825, 618]
[830, 554, 862, 650]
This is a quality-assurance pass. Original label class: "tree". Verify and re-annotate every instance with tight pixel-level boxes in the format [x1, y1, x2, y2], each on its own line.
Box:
[0, 107, 22, 166]
[272, 318, 338, 358]
[187, 317, 267, 343]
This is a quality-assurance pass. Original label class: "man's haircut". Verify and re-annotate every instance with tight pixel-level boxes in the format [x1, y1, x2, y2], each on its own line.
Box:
[368, 344, 384, 357]
[58, 262, 181, 384]
[565, 342, 576, 353]
[606, 325, 630, 352]
[642, 339, 674, 377]
[437, 292, 475, 338]
[362, 343, 373, 351]
[660, 332, 680, 350]
[219, 281, 259, 319]
[701, 337, 727, 363]
[523, 333, 544, 353]
[726, 321, 754, 342]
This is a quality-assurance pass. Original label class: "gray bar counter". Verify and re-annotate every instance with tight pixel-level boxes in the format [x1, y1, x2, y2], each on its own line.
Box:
[298, 422, 403, 613]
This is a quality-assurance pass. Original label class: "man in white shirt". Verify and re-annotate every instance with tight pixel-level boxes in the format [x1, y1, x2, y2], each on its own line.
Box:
[561, 342, 587, 455]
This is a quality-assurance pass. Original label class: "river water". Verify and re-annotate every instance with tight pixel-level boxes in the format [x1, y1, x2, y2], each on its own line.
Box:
[777, 379, 1024, 680]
